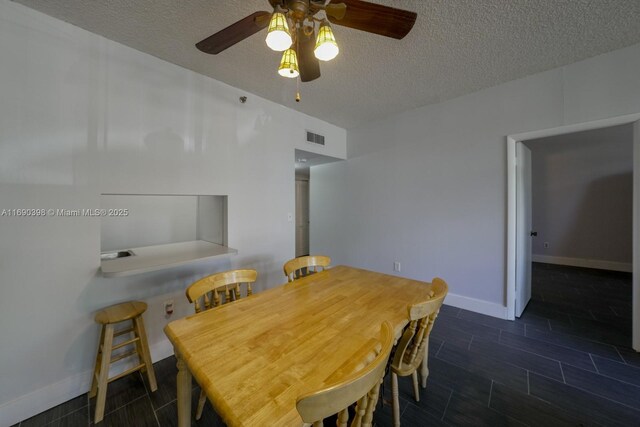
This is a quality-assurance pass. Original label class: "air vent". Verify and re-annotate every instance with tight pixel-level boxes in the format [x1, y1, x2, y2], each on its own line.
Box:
[306, 130, 325, 146]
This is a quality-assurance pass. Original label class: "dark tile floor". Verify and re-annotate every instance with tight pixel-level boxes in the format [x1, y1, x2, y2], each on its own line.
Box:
[14, 263, 640, 426]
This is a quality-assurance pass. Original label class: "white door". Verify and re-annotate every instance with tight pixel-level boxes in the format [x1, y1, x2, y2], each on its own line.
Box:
[516, 142, 533, 317]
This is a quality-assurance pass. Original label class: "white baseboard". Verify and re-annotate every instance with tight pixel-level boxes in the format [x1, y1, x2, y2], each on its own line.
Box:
[444, 292, 509, 319]
[532, 255, 633, 273]
[0, 340, 175, 427]
[0, 369, 92, 427]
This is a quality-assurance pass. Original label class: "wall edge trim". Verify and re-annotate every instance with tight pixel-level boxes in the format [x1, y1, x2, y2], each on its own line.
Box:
[444, 292, 509, 320]
[532, 254, 632, 273]
[0, 341, 174, 426]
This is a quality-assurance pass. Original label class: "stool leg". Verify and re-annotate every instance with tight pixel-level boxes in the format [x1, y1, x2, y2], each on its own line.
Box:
[132, 319, 147, 375]
[94, 324, 114, 423]
[89, 325, 105, 398]
[134, 315, 157, 392]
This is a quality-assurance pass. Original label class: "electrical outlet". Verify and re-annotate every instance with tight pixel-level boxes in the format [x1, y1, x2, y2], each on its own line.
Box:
[164, 299, 174, 316]
[287, 212, 293, 222]
[543, 242, 549, 248]
[393, 261, 401, 272]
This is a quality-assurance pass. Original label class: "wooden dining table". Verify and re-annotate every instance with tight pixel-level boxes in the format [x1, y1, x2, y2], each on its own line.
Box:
[164, 265, 439, 427]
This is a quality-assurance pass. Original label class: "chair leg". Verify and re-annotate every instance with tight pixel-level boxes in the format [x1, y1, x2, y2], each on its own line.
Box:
[391, 372, 400, 427]
[196, 389, 207, 420]
[412, 371, 420, 402]
[89, 326, 105, 398]
[420, 341, 430, 388]
[337, 408, 349, 427]
[353, 395, 367, 427]
[134, 315, 157, 392]
[362, 379, 381, 427]
[94, 324, 114, 423]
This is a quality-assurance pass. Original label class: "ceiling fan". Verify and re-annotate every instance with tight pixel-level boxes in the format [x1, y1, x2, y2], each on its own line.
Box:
[196, 0, 417, 86]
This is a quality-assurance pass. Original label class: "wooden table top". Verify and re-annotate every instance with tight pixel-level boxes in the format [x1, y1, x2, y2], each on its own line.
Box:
[164, 265, 437, 427]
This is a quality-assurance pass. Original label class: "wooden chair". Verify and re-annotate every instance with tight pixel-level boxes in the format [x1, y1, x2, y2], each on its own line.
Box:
[284, 255, 331, 282]
[90, 301, 157, 423]
[185, 268, 258, 419]
[296, 321, 394, 427]
[389, 277, 448, 426]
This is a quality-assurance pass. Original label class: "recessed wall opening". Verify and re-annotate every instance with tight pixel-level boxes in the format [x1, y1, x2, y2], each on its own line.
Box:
[99, 194, 235, 277]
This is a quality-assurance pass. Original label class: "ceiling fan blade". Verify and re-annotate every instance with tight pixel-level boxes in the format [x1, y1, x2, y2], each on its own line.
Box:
[296, 28, 321, 82]
[325, 3, 347, 20]
[196, 11, 271, 55]
[327, 0, 417, 40]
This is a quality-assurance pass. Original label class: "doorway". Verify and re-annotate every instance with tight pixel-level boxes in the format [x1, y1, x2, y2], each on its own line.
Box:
[294, 149, 343, 258]
[506, 113, 640, 351]
[295, 168, 310, 257]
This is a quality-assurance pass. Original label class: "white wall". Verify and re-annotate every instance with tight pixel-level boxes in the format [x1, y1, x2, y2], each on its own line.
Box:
[311, 42, 640, 317]
[0, 2, 345, 425]
[525, 124, 633, 267]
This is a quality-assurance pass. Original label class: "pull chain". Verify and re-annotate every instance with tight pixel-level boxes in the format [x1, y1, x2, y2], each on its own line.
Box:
[296, 33, 301, 103]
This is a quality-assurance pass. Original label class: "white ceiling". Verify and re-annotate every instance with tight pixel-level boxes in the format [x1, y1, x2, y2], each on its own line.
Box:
[13, 0, 640, 129]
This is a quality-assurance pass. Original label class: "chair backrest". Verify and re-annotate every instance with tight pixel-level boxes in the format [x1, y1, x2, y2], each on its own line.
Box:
[185, 269, 257, 313]
[296, 321, 394, 426]
[391, 277, 448, 376]
[283, 255, 331, 282]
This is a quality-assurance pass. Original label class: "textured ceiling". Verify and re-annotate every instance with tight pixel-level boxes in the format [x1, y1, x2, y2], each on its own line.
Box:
[12, 0, 640, 129]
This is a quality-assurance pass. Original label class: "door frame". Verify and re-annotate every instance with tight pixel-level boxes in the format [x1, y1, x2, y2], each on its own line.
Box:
[506, 113, 640, 350]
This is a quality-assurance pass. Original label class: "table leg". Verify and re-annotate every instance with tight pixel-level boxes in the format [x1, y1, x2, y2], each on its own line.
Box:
[175, 351, 192, 427]
[420, 339, 429, 388]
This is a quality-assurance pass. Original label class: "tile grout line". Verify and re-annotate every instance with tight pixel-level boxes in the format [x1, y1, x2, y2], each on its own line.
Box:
[558, 362, 566, 384]
[489, 328, 599, 369]
[559, 380, 640, 413]
[614, 346, 628, 365]
[20, 398, 90, 427]
[487, 380, 494, 408]
[140, 369, 161, 427]
[435, 340, 445, 358]
[100, 394, 149, 420]
[527, 370, 530, 395]
[532, 322, 627, 350]
[440, 389, 453, 421]
[588, 353, 599, 373]
[467, 335, 474, 351]
[153, 397, 177, 413]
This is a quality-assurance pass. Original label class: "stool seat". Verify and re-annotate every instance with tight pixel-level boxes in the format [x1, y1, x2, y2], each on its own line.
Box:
[95, 301, 147, 324]
[90, 300, 157, 423]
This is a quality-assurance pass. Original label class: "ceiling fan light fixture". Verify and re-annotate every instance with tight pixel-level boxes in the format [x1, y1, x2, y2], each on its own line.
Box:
[278, 48, 299, 78]
[265, 11, 292, 51]
[314, 22, 339, 61]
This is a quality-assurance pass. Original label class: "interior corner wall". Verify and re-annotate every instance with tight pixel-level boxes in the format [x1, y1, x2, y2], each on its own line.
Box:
[310, 42, 640, 317]
[525, 125, 633, 268]
[0, 2, 346, 425]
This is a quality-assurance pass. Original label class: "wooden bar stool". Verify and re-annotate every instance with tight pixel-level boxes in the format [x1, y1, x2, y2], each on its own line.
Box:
[89, 301, 157, 423]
